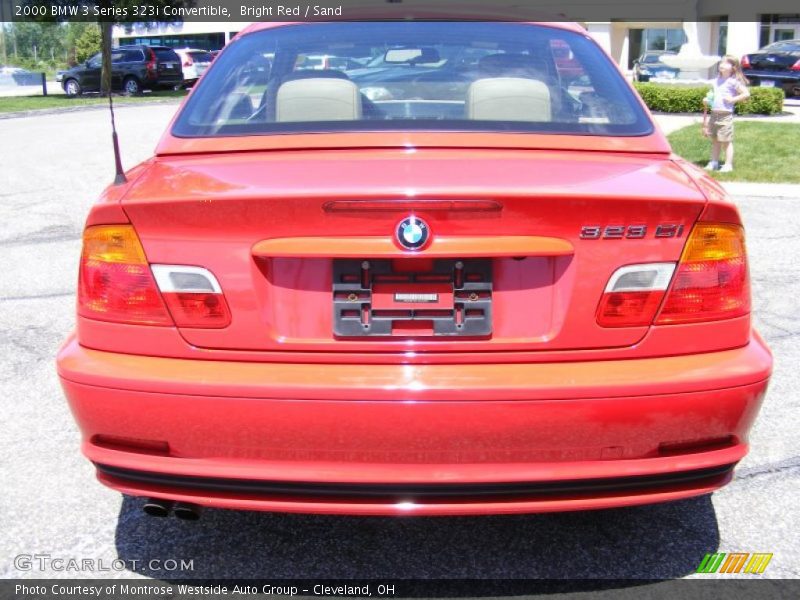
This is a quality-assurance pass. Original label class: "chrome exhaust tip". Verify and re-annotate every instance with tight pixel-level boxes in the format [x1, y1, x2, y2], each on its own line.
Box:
[142, 498, 173, 517]
[173, 502, 202, 521]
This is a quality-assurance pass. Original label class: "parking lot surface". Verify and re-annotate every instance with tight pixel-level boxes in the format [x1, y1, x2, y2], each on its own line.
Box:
[1, 104, 797, 582]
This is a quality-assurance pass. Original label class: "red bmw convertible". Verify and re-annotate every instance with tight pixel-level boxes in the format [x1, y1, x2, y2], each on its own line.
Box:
[57, 21, 772, 518]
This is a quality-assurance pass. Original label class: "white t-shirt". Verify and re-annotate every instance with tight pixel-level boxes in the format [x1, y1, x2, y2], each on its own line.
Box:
[710, 76, 746, 112]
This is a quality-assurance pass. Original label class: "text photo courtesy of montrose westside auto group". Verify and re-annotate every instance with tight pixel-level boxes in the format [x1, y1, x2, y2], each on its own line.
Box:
[1, 0, 800, 597]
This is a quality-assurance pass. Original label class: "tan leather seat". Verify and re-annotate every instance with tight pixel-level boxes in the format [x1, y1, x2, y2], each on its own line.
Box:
[275, 78, 362, 122]
[466, 77, 552, 122]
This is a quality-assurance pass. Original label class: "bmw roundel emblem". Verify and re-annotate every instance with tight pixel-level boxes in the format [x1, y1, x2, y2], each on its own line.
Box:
[396, 216, 430, 250]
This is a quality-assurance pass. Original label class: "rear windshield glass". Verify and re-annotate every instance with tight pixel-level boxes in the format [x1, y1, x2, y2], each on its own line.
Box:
[173, 22, 652, 138]
[765, 42, 800, 52]
[643, 54, 670, 63]
[189, 51, 213, 62]
[154, 48, 180, 62]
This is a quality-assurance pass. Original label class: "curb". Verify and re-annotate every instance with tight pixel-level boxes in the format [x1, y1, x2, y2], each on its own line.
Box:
[722, 182, 800, 199]
[653, 111, 796, 119]
[0, 98, 182, 120]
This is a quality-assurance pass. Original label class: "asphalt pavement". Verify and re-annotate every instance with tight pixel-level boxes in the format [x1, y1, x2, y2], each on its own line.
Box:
[0, 104, 798, 583]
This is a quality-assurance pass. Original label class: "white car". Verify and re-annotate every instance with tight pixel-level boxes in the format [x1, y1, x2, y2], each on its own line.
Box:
[174, 48, 213, 86]
[1, 65, 27, 75]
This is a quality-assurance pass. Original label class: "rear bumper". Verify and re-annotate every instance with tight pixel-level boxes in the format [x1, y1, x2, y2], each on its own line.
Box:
[743, 71, 800, 94]
[57, 335, 771, 515]
[151, 74, 183, 88]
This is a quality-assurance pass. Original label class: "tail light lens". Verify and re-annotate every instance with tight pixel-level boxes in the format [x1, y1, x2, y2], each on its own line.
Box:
[741, 55, 751, 69]
[183, 56, 193, 67]
[79, 227, 231, 328]
[656, 223, 749, 324]
[597, 263, 675, 327]
[79, 225, 171, 325]
[791, 59, 800, 72]
[146, 49, 157, 76]
[151, 265, 231, 328]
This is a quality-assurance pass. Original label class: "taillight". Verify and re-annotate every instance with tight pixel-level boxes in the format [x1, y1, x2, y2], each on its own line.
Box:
[741, 55, 751, 69]
[597, 263, 676, 327]
[656, 223, 749, 324]
[79, 225, 171, 325]
[790, 59, 800, 71]
[146, 49, 157, 75]
[183, 56, 193, 67]
[151, 265, 231, 328]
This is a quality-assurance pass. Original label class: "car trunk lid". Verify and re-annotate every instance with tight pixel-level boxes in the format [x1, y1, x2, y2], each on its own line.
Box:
[750, 51, 799, 71]
[122, 148, 706, 353]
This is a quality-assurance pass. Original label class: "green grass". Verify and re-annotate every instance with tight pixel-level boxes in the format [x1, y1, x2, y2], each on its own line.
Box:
[0, 90, 187, 114]
[668, 122, 800, 183]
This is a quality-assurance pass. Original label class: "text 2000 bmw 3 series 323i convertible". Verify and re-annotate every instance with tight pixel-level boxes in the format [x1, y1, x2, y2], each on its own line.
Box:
[57, 21, 772, 518]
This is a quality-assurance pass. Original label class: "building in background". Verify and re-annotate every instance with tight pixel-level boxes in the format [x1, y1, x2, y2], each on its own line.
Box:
[586, 14, 799, 72]
[112, 0, 799, 74]
[113, 21, 242, 52]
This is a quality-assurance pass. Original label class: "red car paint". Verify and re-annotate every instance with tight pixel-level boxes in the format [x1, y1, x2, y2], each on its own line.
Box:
[57, 20, 771, 516]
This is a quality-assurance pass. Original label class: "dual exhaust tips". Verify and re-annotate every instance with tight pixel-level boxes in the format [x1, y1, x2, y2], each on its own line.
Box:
[142, 498, 202, 521]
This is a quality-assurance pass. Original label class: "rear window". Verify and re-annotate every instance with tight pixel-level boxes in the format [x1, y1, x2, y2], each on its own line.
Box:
[189, 51, 213, 63]
[154, 48, 180, 62]
[173, 22, 652, 138]
[765, 42, 800, 52]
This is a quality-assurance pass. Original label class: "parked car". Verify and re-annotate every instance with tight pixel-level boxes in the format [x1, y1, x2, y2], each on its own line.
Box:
[632, 51, 680, 81]
[7, 67, 38, 85]
[174, 48, 213, 87]
[58, 20, 771, 519]
[295, 53, 364, 71]
[742, 39, 800, 96]
[0, 66, 38, 85]
[61, 45, 183, 96]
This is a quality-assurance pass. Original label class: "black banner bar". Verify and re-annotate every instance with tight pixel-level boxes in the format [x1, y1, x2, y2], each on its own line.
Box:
[2, 579, 800, 600]
[3, 0, 800, 23]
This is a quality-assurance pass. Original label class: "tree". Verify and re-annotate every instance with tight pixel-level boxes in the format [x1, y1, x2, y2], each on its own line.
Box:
[0, 25, 5, 66]
[65, 22, 98, 66]
[3, 22, 65, 69]
[74, 23, 101, 64]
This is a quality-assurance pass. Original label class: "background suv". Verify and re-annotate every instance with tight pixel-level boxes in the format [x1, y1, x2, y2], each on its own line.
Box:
[61, 45, 183, 96]
[174, 48, 213, 87]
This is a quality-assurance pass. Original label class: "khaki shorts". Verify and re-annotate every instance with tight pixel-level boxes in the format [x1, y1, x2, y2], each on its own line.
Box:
[709, 111, 734, 143]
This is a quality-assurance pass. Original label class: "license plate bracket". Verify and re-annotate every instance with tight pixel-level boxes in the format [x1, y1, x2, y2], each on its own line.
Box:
[333, 258, 492, 337]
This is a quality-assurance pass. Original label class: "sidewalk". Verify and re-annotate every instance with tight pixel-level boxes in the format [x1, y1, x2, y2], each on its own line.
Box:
[653, 103, 800, 135]
[722, 181, 800, 199]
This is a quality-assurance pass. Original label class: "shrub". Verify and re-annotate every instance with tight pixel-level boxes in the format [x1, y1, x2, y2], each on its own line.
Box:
[634, 83, 708, 113]
[633, 83, 784, 115]
[737, 87, 785, 115]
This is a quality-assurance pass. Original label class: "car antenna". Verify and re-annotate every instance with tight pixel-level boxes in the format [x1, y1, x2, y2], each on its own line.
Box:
[108, 92, 127, 185]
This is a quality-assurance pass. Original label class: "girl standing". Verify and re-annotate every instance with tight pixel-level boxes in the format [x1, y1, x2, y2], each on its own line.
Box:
[702, 56, 750, 173]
